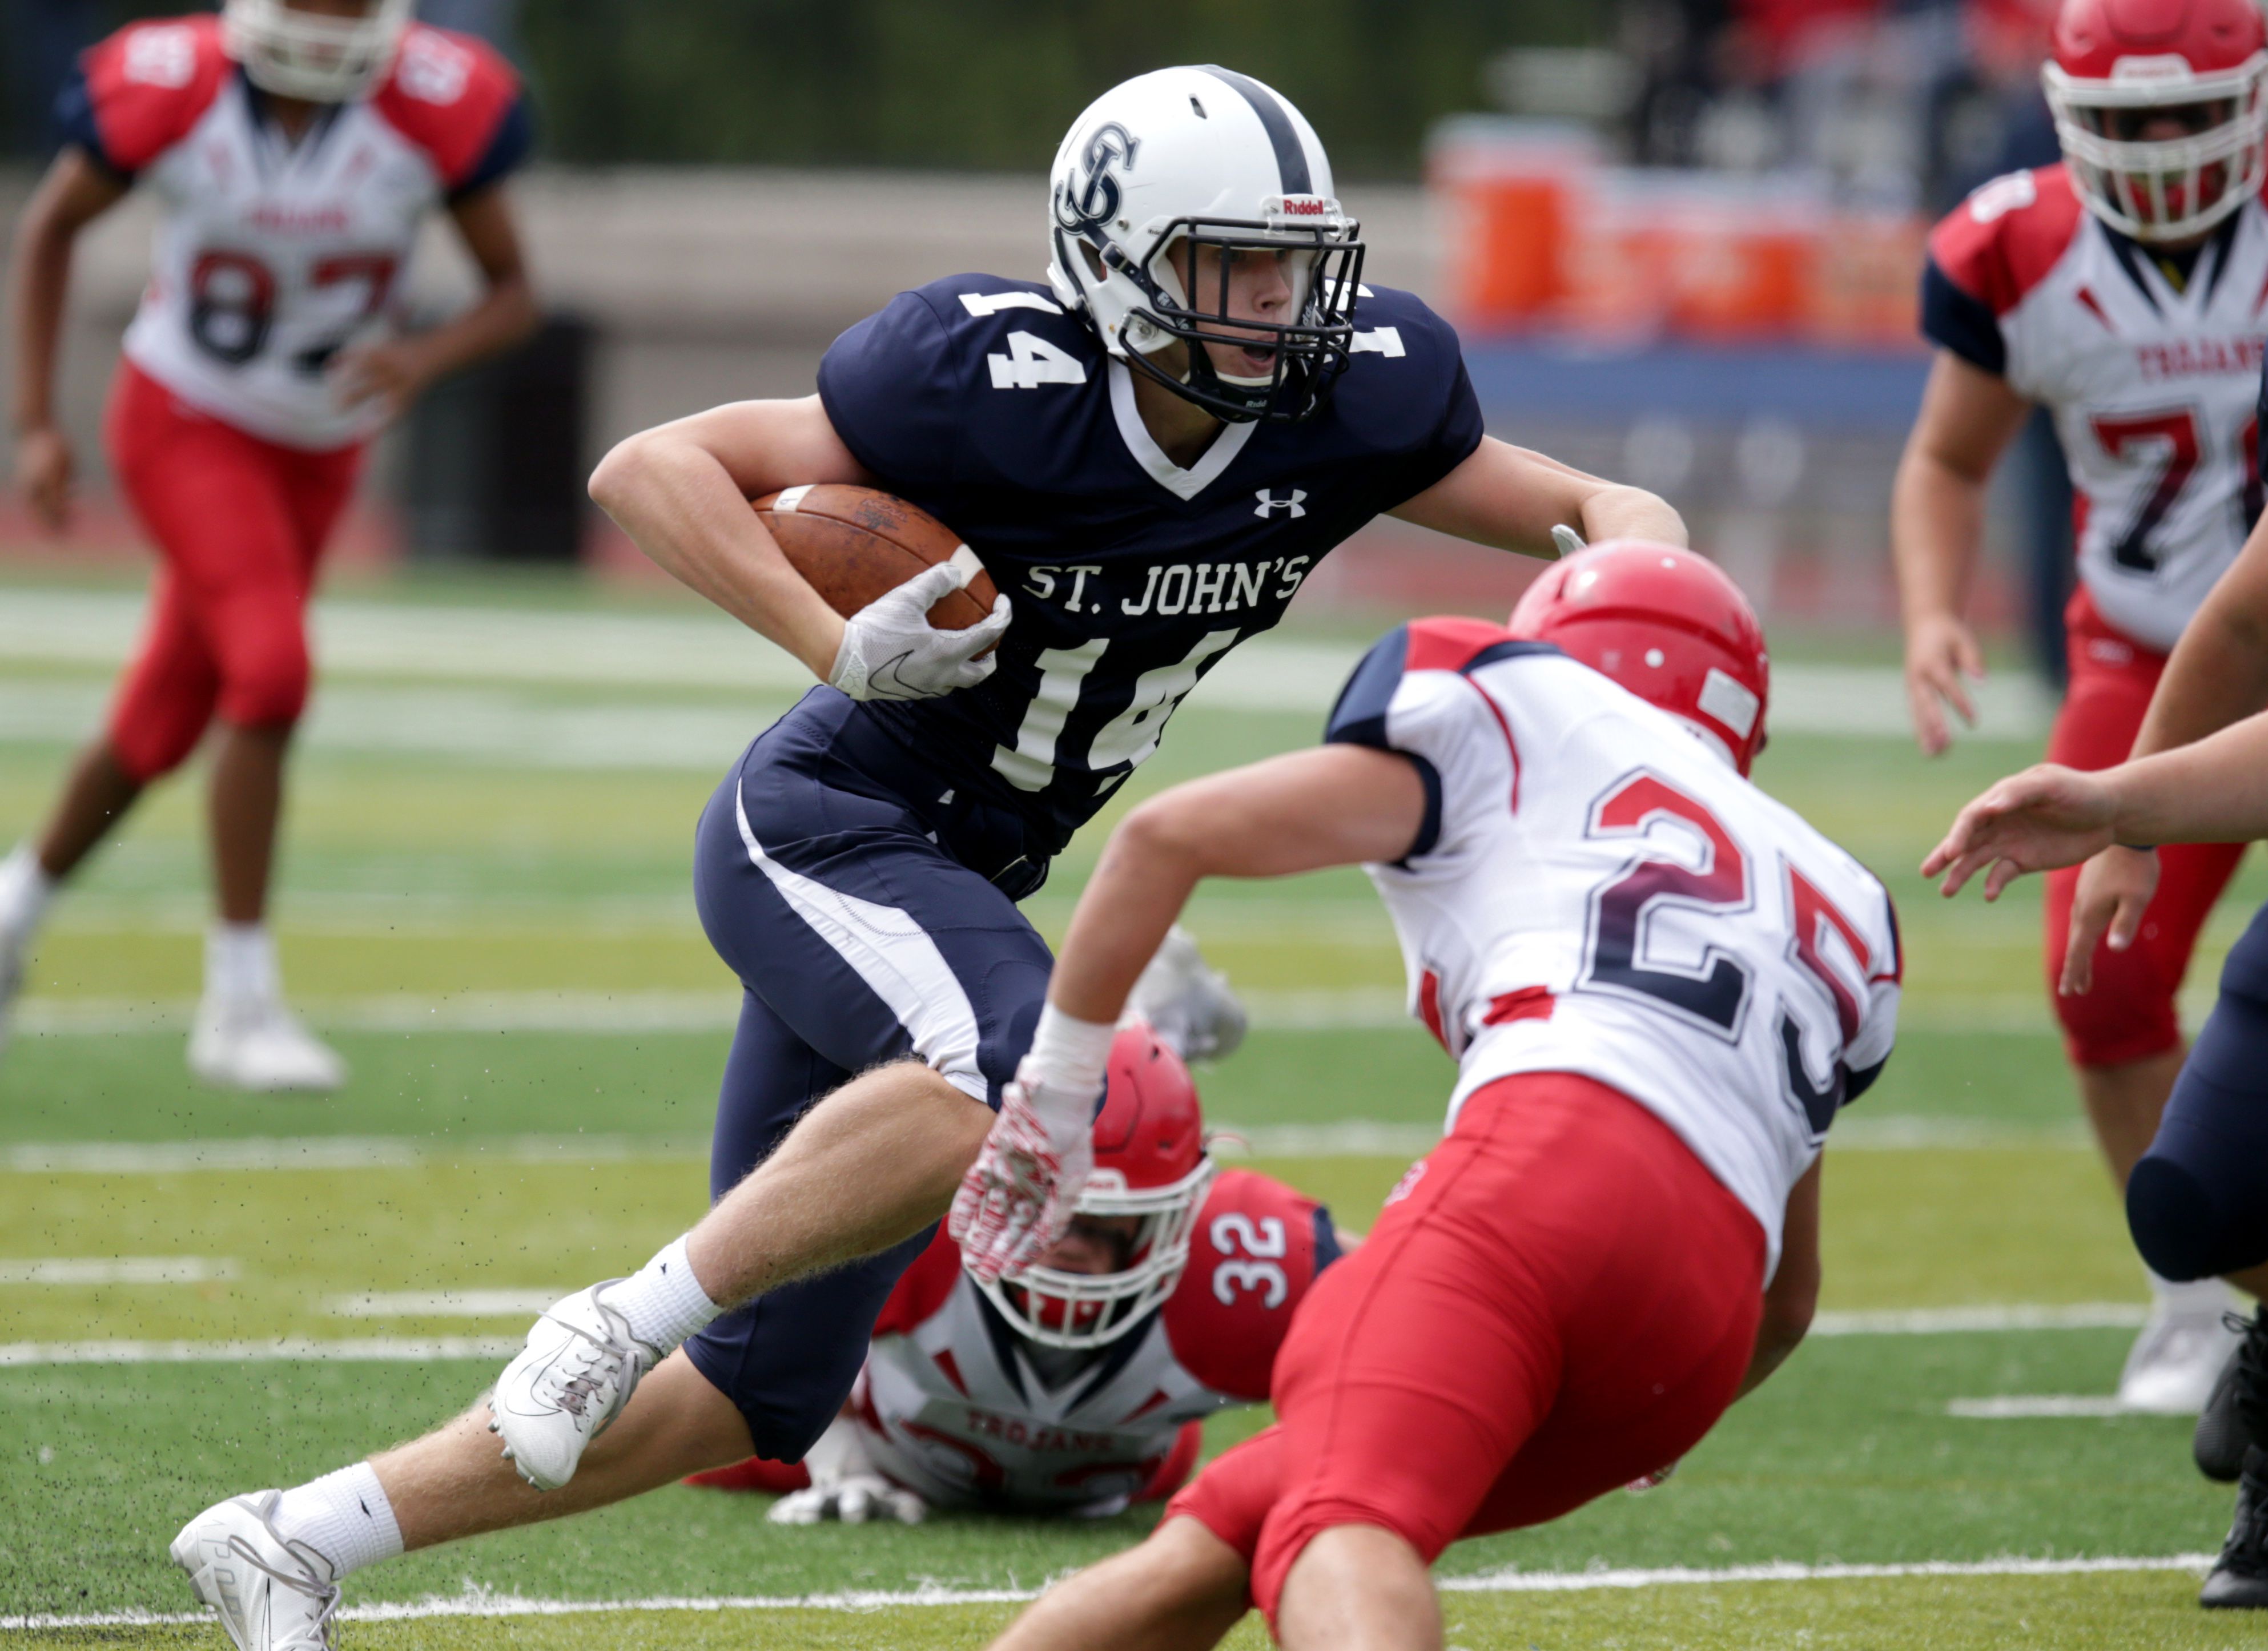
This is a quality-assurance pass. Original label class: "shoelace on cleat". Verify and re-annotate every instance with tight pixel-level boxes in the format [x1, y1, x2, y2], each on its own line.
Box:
[530, 1307, 641, 1424]
[2226, 1311, 2268, 1448]
[222, 1533, 340, 1651]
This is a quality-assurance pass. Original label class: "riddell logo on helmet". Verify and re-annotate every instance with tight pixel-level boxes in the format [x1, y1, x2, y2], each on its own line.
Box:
[1275, 196, 1330, 216]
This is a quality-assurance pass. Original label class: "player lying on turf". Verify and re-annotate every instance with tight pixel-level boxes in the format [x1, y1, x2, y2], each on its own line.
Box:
[0, 0, 537, 1089]
[1891, 0, 2268, 1408]
[1925, 495, 2268, 1610]
[971, 541, 1900, 1651]
[166, 65, 1682, 1649]
[687, 1021, 1350, 1525]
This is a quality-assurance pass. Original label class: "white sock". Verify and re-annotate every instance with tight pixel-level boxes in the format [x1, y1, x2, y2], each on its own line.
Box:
[206, 923, 279, 1002]
[605, 1234, 722, 1354]
[272, 1461, 403, 1578]
[0, 844, 57, 939]
[2148, 1269, 2237, 1315]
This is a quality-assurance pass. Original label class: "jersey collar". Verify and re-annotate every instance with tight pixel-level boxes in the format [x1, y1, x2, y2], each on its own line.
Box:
[1107, 360, 1257, 502]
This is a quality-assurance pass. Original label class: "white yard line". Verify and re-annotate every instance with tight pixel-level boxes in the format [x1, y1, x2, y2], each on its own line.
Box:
[1437, 1552, 2214, 1593]
[1, 1116, 2092, 1178]
[325, 1290, 565, 1319]
[11, 988, 1416, 1036]
[0, 588, 2052, 735]
[1811, 1304, 2148, 1336]
[0, 1304, 2152, 1366]
[0, 1258, 237, 1284]
[4, 984, 2113, 1043]
[3, 1135, 707, 1172]
[0, 1552, 2215, 1629]
[1947, 1396, 2146, 1419]
[0, 1337, 520, 1366]
[11, 989, 749, 1036]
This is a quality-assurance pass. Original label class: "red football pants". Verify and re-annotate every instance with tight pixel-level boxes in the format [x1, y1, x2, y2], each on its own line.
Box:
[2045, 591, 2245, 1068]
[101, 362, 364, 783]
[1168, 1071, 1765, 1632]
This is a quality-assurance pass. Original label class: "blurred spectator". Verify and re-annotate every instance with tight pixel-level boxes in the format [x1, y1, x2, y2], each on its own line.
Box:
[419, 0, 522, 56]
[3, 0, 96, 157]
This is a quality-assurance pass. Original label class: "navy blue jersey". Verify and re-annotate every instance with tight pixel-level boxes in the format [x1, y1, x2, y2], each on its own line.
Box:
[817, 275, 1485, 855]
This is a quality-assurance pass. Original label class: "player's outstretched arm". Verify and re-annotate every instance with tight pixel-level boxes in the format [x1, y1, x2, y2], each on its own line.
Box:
[951, 747, 1429, 1282]
[1889, 351, 2030, 756]
[1389, 436, 1683, 559]
[589, 398, 874, 681]
[1930, 723, 2268, 888]
[1051, 746, 1432, 1027]
[6, 146, 127, 533]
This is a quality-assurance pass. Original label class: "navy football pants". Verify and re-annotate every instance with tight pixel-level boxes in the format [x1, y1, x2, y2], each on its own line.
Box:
[680, 691, 1055, 1460]
[2128, 899, 2268, 1282]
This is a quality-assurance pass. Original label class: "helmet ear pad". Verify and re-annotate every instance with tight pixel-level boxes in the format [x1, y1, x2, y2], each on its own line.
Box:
[1509, 542, 1771, 777]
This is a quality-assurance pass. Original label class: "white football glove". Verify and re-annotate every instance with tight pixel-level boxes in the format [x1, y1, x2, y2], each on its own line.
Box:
[767, 1472, 927, 1526]
[829, 548, 1012, 702]
[1125, 925, 1248, 1064]
[949, 1065, 1097, 1286]
[765, 1414, 927, 1527]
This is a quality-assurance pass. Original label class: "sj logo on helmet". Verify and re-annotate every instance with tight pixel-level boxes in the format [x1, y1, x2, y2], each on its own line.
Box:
[1054, 122, 1141, 233]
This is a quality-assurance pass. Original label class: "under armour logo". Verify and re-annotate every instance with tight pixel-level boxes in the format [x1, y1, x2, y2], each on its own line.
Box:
[1254, 489, 1308, 519]
[1054, 122, 1140, 233]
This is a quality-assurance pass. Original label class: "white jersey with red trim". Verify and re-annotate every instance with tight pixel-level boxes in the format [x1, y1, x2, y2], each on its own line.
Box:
[1925, 164, 2268, 654]
[851, 1169, 1336, 1515]
[61, 16, 526, 450]
[1325, 620, 1901, 1276]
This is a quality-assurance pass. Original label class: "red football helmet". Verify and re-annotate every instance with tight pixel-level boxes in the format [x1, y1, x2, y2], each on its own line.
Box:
[2044, 0, 2268, 241]
[976, 1024, 1216, 1350]
[1507, 540, 1770, 776]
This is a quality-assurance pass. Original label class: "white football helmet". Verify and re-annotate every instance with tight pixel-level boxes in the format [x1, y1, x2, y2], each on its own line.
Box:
[1046, 65, 1364, 423]
[222, 0, 413, 103]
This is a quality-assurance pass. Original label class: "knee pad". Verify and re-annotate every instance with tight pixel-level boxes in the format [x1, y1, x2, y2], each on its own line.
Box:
[2126, 1157, 2222, 1283]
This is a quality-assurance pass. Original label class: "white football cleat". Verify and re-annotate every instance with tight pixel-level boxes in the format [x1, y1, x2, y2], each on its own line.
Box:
[488, 1281, 656, 1491]
[170, 1490, 341, 1651]
[2120, 1288, 2247, 1414]
[189, 994, 347, 1093]
[1125, 924, 1248, 1063]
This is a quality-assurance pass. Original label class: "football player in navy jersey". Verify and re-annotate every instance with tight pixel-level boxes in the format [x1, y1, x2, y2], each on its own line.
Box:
[164, 67, 1682, 1641]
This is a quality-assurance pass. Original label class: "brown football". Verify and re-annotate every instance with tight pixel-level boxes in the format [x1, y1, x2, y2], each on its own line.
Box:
[752, 484, 998, 631]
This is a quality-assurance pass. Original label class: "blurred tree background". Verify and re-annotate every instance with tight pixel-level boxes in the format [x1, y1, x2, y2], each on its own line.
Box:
[2, 0, 1601, 175]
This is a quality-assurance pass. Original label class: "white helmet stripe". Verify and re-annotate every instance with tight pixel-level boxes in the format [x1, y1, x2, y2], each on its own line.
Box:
[1200, 63, 1310, 194]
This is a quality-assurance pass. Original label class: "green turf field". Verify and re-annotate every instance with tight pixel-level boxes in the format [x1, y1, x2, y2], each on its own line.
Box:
[2, 569, 2262, 1648]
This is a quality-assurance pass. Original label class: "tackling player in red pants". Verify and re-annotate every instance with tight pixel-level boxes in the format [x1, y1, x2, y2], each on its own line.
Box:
[1892, 0, 2268, 1404]
[963, 542, 1900, 1650]
[0, 0, 536, 1088]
